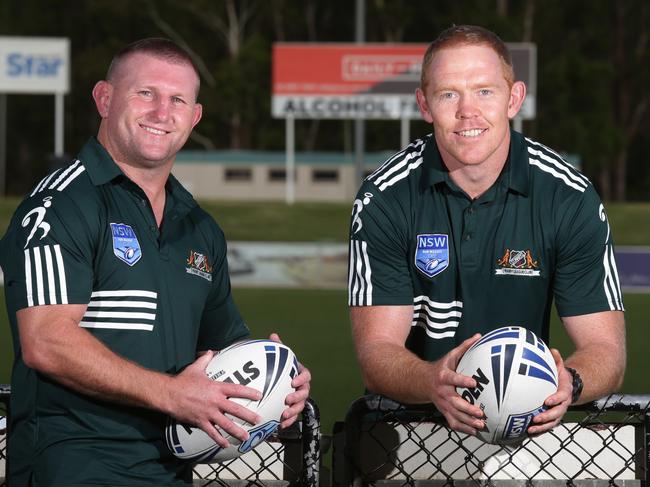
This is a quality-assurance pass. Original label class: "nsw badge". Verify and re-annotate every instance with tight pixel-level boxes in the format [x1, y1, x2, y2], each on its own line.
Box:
[110, 223, 142, 266]
[415, 234, 449, 278]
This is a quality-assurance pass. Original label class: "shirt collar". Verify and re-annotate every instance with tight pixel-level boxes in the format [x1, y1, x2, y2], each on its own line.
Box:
[165, 173, 198, 218]
[77, 137, 198, 216]
[77, 137, 123, 186]
[420, 129, 530, 196]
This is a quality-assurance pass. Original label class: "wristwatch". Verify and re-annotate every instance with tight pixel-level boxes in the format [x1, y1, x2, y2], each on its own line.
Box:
[565, 367, 584, 404]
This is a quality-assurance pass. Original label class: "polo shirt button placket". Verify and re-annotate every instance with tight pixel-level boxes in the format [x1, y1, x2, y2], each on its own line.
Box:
[461, 204, 478, 266]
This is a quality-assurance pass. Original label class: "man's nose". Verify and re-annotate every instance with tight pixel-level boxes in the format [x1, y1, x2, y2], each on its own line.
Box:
[456, 94, 479, 119]
[151, 98, 171, 121]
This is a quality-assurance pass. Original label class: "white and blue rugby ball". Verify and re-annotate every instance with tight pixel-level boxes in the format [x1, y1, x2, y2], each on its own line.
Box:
[455, 326, 558, 445]
[166, 339, 299, 463]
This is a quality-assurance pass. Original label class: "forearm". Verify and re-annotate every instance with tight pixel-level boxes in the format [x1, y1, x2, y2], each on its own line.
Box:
[351, 305, 436, 403]
[356, 340, 435, 404]
[564, 344, 625, 404]
[562, 311, 626, 404]
[19, 308, 175, 414]
[53, 331, 174, 412]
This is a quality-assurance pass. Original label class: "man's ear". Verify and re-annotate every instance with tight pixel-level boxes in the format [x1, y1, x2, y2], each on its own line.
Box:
[416, 88, 434, 124]
[191, 103, 203, 129]
[507, 81, 526, 119]
[92, 81, 113, 118]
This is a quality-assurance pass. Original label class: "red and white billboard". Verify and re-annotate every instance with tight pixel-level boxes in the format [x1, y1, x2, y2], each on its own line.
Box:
[272, 43, 536, 120]
[272, 43, 425, 119]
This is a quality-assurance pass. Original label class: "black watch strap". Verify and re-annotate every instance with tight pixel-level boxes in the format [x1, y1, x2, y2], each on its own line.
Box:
[565, 367, 583, 404]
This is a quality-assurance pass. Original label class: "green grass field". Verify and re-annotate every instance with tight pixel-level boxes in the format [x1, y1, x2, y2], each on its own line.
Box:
[2, 198, 650, 244]
[1, 198, 649, 434]
[1, 287, 648, 434]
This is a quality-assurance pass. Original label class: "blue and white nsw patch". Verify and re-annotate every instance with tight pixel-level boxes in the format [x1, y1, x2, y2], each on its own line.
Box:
[415, 234, 449, 278]
[110, 223, 142, 266]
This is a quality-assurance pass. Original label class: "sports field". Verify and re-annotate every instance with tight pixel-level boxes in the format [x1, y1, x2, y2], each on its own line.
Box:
[1, 199, 650, 434]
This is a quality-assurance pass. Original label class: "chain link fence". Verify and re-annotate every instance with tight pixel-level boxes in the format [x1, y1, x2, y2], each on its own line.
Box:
[332, 394, 650, 487]
[0, 385, 320, 487]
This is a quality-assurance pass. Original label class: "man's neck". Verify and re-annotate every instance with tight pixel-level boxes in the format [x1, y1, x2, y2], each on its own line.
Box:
[447, 162, 504, 200]
[439, 135, 511, 200]
[116, 162, 169, 227]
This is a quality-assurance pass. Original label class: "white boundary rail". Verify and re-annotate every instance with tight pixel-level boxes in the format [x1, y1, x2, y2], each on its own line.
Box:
[332, 394, 650, 487]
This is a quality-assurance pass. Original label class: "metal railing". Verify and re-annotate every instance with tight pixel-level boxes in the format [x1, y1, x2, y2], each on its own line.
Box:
[332, 394, 650, 487]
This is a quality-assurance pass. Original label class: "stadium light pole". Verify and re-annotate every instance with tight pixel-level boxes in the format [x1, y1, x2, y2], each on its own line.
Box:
[354, 0, 366, 188]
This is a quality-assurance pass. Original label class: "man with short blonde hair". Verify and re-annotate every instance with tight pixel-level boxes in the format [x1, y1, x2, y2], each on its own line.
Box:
[1, 38, 310, 486]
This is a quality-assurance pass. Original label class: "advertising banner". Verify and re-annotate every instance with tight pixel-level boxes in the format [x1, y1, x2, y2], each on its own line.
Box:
[0, 37, 70, 94]
[272, 43, 536, 120]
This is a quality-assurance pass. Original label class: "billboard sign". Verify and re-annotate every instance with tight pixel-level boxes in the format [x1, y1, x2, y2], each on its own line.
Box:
[0, 37, 70, 94]
[272, 43, 536, 120]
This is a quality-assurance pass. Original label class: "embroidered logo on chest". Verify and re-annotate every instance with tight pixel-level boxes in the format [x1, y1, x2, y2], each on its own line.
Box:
[110, 223, 142, 266]
[495, 248, 540, 277]
[415, 234, 449, 278]
[186, 250, 213, 281]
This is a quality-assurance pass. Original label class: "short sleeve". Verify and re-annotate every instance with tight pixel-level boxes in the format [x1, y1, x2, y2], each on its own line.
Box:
[553, 186, 624, 316]
[1, 191, 95, 310]
[348, 181, 413, 306]
[197, 233, 250, 351]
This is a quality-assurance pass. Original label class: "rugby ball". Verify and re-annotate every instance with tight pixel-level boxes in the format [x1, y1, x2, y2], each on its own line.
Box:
[455, 326, 558, 445]
[166, 339, 299, 462]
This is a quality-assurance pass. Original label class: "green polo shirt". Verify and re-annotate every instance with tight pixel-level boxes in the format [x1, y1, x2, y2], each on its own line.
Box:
[0, 138, 250, 486]
[348, 130, 623, 362]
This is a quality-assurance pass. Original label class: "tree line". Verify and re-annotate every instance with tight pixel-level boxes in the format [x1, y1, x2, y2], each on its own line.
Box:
[1, 0, 648, 200]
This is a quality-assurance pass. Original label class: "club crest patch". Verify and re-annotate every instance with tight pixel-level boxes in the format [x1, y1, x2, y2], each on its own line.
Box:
[495, 248, 541, 276]
[186, 250, 213, 281]
[110, 223, 142, 266]
[415, 234, 449, 278]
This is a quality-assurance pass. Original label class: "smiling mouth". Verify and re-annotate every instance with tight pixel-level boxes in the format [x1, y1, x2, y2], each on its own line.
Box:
[141, 124, 168, 136]
[456, 129, 486, 138]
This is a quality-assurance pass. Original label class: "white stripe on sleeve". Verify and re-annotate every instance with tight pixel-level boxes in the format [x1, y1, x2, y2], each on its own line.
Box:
[43, 245, 57, 305]
[33, 246, 45, 306]
[24, 248, 34, 307]
[48, 161, 80, 190]
[53, 244, 68, 304]
[347, 241, 356, 306]
[360, 241, 372, 306]
[56, 165, 86, 191]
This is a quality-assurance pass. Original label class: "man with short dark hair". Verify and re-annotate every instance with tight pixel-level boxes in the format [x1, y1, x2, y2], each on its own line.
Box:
[348, 25, 625, 437]
[0, 38, 310, 486]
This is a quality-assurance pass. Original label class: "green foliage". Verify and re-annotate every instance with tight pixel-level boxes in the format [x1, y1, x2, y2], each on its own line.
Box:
[2, 0, 649, 199]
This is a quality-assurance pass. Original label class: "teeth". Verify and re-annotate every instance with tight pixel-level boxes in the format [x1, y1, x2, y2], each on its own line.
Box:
[142, 126, 166, 135]
[458, 129, 484, 137]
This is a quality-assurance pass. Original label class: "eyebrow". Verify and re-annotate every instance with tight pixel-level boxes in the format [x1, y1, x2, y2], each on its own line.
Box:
[431, 78, 503, 92]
